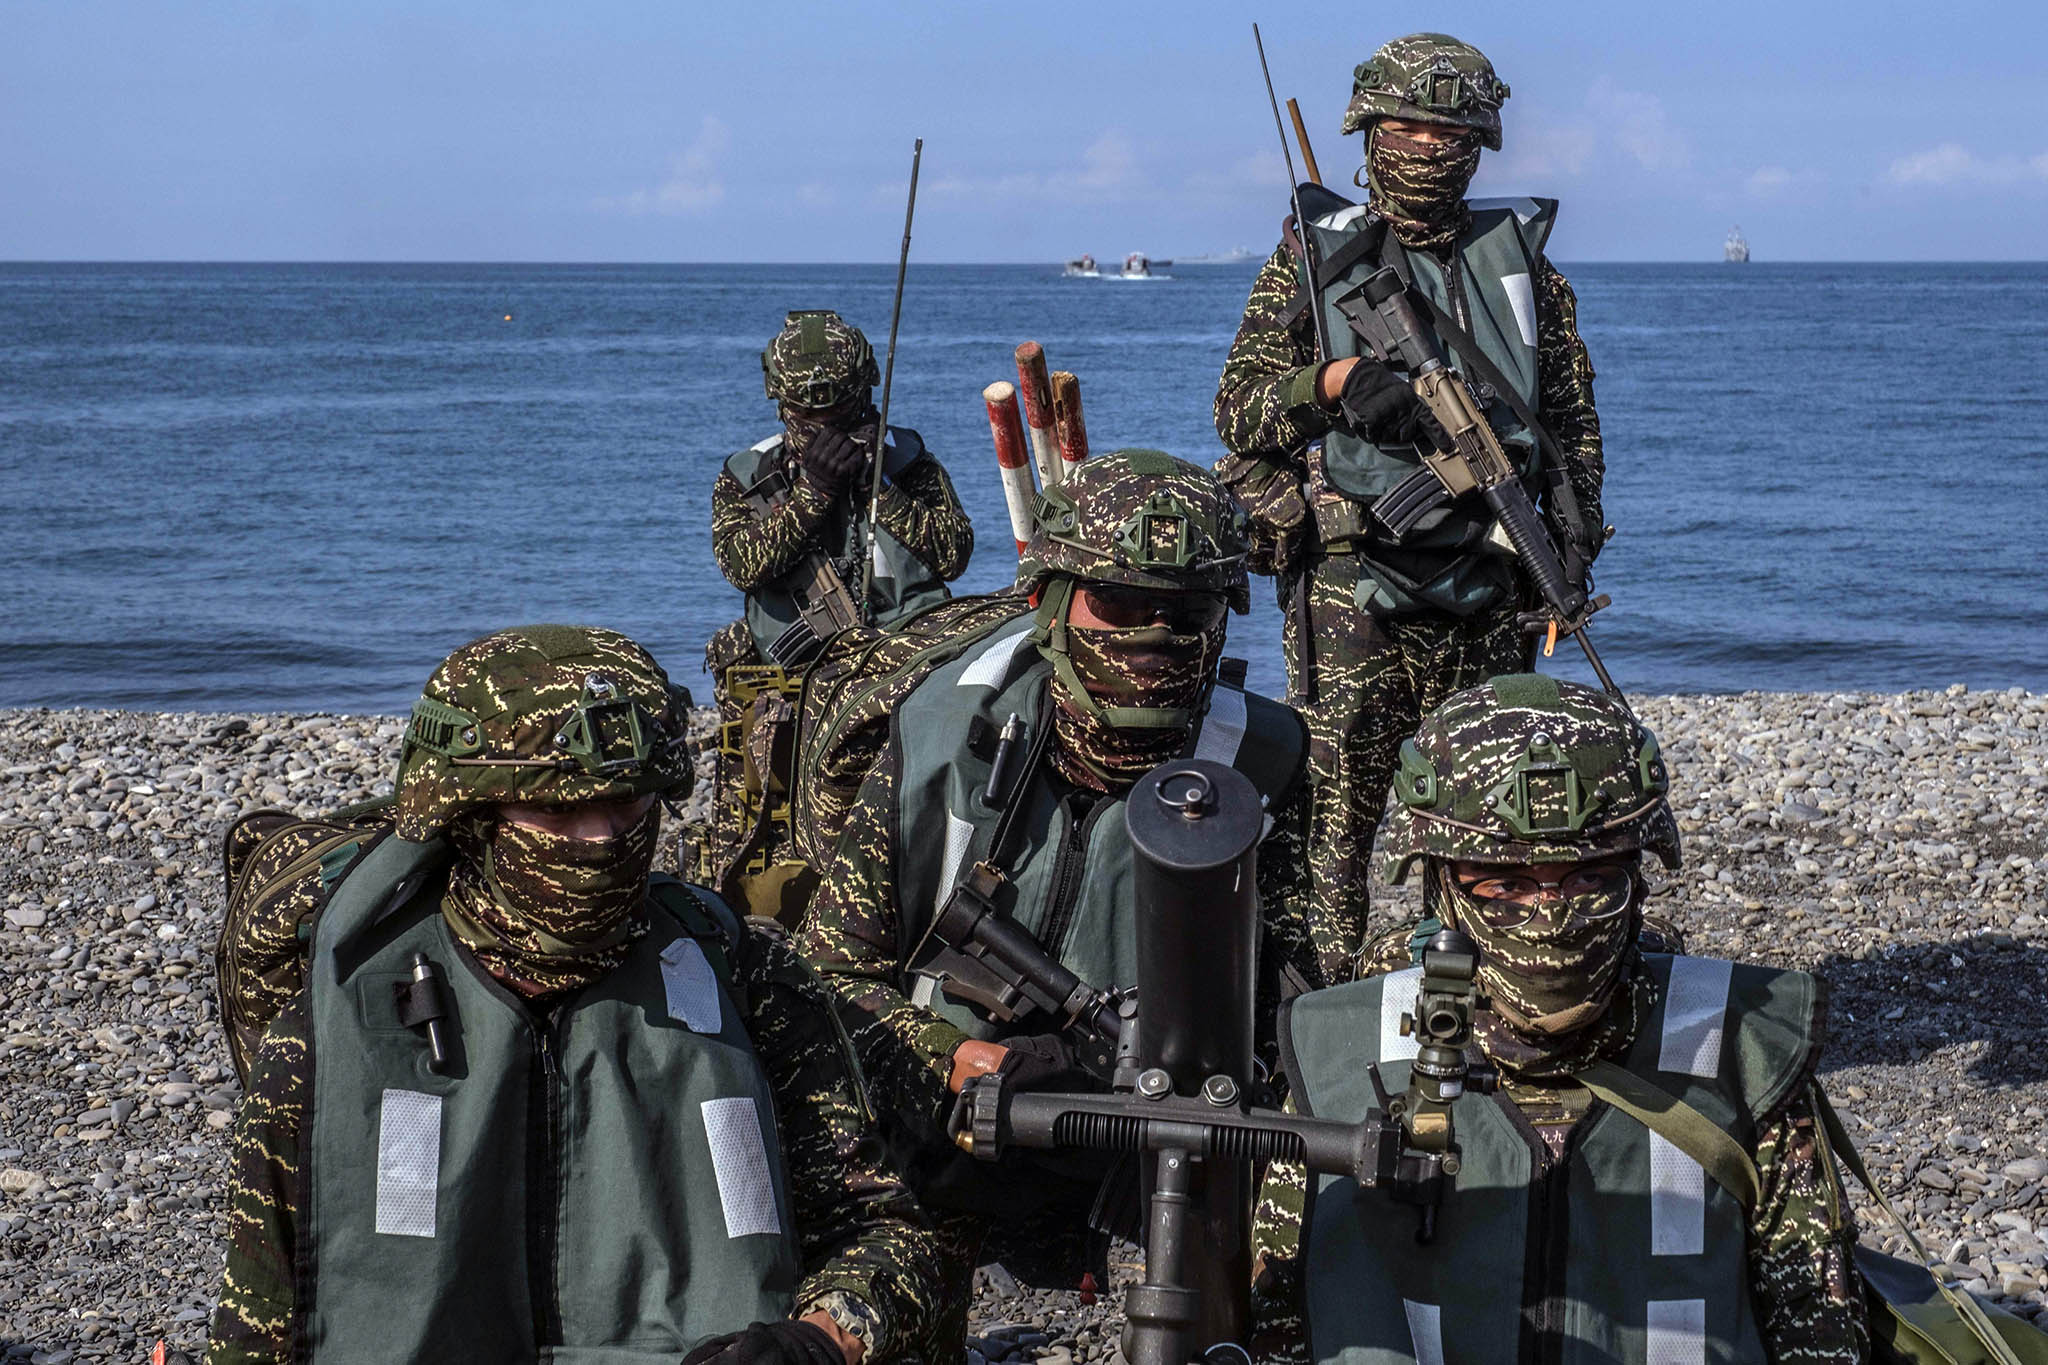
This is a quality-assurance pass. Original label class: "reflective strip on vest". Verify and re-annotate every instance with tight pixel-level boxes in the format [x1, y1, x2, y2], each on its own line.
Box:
[374, 1089, 441, 1239]
[1402, 1300, 1445, 1365]
[661, 938, 723, 1034]
[1500, 272, 1537, 348]
[701, 1096, 782, 1239]
[938, 811, 976, 916]
[1646, 1299, 1707, 1365]
[1649, 1131, 1707, 1257]
[1379, 967, 1421, 1062]
[1658, 957, 1734, 1078]
[956, 623, 1035, 691]
[1192, 686, 1248, 767]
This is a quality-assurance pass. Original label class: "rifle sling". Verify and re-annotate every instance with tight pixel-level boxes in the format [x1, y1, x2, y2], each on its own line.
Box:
[1575, 1060, 1762, 1214]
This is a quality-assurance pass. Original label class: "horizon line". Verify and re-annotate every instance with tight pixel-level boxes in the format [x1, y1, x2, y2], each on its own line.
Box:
[5, 257, 2048, 268]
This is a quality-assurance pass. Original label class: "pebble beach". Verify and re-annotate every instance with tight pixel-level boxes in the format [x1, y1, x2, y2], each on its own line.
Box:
[2, 689, 2045, 1362]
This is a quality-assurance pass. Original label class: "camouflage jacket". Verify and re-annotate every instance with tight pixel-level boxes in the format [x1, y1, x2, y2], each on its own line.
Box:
[796, 715, 1323, 1141]
[710, 440, 973, 601]
[1212, 238, 1605, 557]
[206, 911, 950, 1364]
[1246, 928, 1868, 1364]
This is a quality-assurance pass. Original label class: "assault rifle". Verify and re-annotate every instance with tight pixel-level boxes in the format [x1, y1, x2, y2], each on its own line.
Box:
[738, 463, 865, 669]
[948, 761, 1492, 1362]
[1335, 268, 1626, 699]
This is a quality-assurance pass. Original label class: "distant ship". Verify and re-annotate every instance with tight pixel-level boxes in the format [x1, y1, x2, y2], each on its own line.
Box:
[1724, 226, 1750, 263]
[1063, 253, 1099, 278]
[1178, 247, 1260, 265]
[1118, 252, 1173, 280]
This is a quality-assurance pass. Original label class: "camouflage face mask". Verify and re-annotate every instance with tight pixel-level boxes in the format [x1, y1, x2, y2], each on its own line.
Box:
[780, 397, 878, 461]
[441, 804, 660, 999]
[1437, 862, 1638, 1072]
[1048, 620, 1219, 790]
[1364, 125, 1481, 252]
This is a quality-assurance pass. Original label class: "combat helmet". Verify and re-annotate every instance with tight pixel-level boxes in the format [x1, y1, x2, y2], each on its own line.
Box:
[1382, 672, 1679, 882]
[761, 309, 879, 411]
[1017, 448, 1250, 612]
[1341, 33, 1510, 150]
[396, 625, 695, 841]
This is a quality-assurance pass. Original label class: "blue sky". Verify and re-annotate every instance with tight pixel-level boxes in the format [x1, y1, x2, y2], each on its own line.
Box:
[5, 1, 2045, 262]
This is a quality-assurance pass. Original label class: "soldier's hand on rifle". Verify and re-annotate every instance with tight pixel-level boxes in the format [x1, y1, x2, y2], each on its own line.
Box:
[1241, 476, 1309, 577]
[799, 426, 868, 498]
[1328, 357, 1448, 450]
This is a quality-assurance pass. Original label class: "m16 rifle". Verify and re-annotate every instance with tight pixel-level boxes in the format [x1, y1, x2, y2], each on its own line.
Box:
[737, 463, 866, 669]
[948, 760, 1492, 1363]
[1334, 267, 1626, 700]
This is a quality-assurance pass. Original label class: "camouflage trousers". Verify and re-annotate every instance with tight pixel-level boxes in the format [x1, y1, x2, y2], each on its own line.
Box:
[1278, 551, 1532, 980]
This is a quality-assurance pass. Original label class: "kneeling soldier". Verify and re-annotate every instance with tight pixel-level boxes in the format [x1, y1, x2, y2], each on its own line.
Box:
[206, 626, 944, 1364]
[799, 451, 1323, 1348]
[1251, 674, 1869, 1363]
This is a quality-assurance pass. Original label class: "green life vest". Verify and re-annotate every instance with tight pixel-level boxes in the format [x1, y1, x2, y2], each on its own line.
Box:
[1282, 953, 1821, 1365]
[300, 836, 799, 1362]
[892, 612, 1307, 1039]
[725, 429, 953, 659]
[1308, 197, 1557, 618]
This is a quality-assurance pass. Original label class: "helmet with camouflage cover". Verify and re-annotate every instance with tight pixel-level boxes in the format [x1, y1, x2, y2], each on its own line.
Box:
[1017, 448, 1250, 613]
[396, 625, 695, 842]
[760, 309, 879, 410]
[1341, 33, 1510, 150]
[1382, 672, 1679, 882]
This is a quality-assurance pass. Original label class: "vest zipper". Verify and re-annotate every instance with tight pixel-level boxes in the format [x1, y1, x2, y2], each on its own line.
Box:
[530, 1014, 565, 1346]
[1037, 792, 1099, 966]
[1446, 250, 1472, 335]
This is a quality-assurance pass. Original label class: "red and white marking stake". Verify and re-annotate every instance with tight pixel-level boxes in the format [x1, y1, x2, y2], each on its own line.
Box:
[1014, 341, 1061, 490]
[1050, 369, 1088, 473]
[984, 381, 1036, 556]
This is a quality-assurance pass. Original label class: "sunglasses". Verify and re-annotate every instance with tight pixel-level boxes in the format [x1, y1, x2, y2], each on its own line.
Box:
[1076, 584, 1228, 633]
[1453, 862, 1635, 931]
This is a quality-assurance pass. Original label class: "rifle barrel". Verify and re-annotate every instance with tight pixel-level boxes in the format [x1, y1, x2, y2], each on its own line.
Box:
[860, 138, 922, 608]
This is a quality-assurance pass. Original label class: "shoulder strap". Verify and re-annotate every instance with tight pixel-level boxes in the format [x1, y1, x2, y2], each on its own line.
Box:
[647, 874, 740, 986]
[1813, 1088, 2030, 1365]
[1576, 1059, 1761, 1213]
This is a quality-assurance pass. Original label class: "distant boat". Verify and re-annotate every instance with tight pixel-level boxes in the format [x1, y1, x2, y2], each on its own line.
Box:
[1063, 254, 1099, 278]
[1179, 247, 1259, 265]
[1724, 226, 1750, 263]
[1117, 252, 1173, 280]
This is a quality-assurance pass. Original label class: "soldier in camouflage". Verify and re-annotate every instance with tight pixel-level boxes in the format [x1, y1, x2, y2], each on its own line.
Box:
[1215, 33, 1608, 976]
[702, 309, 973, 916]
[796, 452, 1322, 1349]
[1248, 674, 1869, 1363]
[207, 626, 948, 1364]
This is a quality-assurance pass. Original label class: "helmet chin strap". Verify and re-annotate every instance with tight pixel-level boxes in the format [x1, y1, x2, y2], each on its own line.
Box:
[1032, 576, 1216, 730]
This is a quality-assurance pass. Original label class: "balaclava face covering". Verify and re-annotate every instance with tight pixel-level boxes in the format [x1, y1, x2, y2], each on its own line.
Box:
[780, 396, 880, 463]
[1433, 860, 1641, 1077]
[442, 803, 661, 1000]
[1364, 123, 1482, 254]
[1039, 582, 1227, 791]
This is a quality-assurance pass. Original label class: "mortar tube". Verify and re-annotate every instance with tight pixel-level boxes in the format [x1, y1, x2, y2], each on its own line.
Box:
[1015, 340, 1061, 489]
[984, 381, 1036, 556]
[1051, 369, 1089, 471]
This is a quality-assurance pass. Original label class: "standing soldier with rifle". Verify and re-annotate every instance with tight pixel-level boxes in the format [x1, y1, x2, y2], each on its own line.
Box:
[1216, 33, 1610, 980]
[797, 451, 1323, 1354]
[702, 307, 973, 918]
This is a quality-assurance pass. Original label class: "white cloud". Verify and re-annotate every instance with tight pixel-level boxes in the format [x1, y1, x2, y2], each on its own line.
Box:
[1586, 79, 1688, 172]
[595, 116, 730, 216]
[1183, 149, 1289, 196]
[925, 129, 1149, 204]
[1743, 165, 1801, 197]
[1489, 121, 1597, 179]
[1884, 142, 2048, 186]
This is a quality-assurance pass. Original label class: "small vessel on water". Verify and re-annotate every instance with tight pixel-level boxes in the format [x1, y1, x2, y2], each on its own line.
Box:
[1724, 226, 1750, 263]
[1118, 252, 1172, 280]
[1063, 253, 1099, 278]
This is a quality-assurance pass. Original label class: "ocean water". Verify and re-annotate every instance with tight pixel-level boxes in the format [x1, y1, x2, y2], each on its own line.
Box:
[1, 260, 2044, 712]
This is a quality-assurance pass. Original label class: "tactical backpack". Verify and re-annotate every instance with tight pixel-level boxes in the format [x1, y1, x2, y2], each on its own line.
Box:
[216, 797, 398, 1085]
[786, 592, 1032, 870]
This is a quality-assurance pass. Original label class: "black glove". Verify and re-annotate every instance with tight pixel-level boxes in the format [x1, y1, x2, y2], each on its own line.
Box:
[681, 1319, 846, 1365]
[798, 426, 868, 498]
[996, 1032, 1091, 1092]
[1336, 360, 1447, 450]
